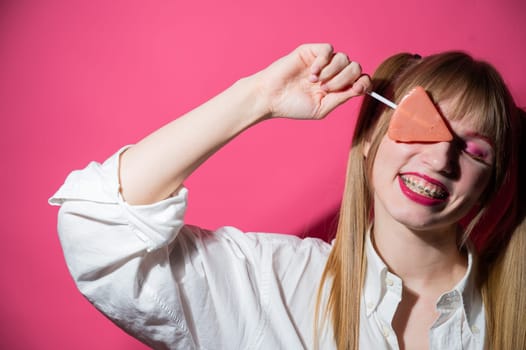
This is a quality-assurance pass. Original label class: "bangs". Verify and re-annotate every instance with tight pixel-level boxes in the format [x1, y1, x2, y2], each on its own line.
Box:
[394, 52, 509, 144]
[392, 52, 513, 186]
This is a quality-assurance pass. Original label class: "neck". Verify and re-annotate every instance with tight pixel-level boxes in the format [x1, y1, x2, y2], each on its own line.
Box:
[372, 218, 467, 293]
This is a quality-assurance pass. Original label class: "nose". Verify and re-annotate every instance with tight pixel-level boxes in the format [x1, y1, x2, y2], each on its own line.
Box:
[420, 141, 459, 178]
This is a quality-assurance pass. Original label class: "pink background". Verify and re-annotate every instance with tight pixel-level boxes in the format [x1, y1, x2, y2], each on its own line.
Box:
[2, 0, 525, 348]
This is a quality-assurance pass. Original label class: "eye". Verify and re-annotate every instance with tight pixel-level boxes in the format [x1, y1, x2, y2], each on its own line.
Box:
[463, 140, 492, 164]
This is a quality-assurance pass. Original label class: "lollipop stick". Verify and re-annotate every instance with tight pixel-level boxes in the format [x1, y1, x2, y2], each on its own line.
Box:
[367, 91, 397, 110]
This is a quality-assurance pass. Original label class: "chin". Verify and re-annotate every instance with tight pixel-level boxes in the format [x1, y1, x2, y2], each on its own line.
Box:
[386, 206, 459, 234]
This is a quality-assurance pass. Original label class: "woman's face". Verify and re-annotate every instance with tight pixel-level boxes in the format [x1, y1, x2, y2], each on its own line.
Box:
[370, 101, 495, 234]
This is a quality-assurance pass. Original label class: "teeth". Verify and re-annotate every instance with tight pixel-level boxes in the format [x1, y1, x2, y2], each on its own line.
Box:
[401, 175, 448, 200]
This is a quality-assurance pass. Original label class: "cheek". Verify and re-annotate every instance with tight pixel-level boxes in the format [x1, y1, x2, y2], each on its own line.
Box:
[371, 139, 394, 178]
[374, 137, 414, 167]
[371, 138, 413, 190]
[458, 160, 493, 199]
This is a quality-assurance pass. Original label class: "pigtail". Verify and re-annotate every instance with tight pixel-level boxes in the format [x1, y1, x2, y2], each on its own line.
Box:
[481, 108, 526, 349]
[484, 219, 526, 349]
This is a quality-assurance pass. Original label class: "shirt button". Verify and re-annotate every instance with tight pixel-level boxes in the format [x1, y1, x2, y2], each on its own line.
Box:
[385, 278, 394, 286]
[471, 326, 480, 334]
[366, 301, 374, 309]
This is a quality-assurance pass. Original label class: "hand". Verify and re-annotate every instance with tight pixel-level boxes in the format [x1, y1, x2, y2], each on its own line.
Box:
[256, 43, 371, 120]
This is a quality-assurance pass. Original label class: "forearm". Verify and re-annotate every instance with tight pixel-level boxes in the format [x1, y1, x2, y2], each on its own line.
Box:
[120, 75, 268, 205]
[119, 44, 370, 205]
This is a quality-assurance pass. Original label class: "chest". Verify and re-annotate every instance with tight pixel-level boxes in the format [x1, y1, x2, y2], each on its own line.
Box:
[392, 296, 439, 350]
[359, 284, 485, 350]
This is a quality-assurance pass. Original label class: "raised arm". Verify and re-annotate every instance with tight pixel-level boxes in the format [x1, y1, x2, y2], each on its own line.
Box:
[120, 43, 370, 205]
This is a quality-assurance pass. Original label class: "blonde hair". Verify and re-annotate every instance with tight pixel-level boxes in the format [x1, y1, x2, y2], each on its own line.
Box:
[479, 108, 525, 349]
[315, 51, 525, 349]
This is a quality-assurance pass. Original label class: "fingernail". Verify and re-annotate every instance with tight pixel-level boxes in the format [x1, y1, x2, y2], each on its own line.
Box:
[354, 83, 365, 94]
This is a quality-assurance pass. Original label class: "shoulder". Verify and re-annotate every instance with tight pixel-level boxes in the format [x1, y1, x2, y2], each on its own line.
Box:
[179, 224, 332, 260]
[246, 231, 332, 256]
[176, 225, 332, 283]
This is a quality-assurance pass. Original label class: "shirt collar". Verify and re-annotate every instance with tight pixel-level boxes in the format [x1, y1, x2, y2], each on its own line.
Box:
[363, 230, 480, 323]
[434, 241, 483, 328]
[363, 231, 388, 316]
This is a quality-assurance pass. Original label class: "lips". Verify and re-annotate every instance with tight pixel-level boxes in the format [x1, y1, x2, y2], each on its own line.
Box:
[399, 173, 449, 205]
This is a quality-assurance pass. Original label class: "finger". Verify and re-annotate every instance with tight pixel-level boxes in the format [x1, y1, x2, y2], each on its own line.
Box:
[306, 44, 334, 81]
[320, 61, 362, 92]
[318, 74, 372, 116]
[317, 52, 351, 83]
[351, 74, 372, 95]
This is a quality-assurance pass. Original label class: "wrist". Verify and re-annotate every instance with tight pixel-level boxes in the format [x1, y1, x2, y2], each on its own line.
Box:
[235, 72, 273, 124]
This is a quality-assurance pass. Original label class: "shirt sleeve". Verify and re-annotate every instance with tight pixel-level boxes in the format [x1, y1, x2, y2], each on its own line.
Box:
[48, 148, 268, 349]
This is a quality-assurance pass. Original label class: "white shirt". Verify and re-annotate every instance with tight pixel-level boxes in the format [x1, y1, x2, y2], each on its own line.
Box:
[49, 148, 486, 349]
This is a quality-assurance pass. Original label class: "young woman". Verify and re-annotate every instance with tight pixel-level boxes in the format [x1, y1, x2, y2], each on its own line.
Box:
[50, 44, 525, 349]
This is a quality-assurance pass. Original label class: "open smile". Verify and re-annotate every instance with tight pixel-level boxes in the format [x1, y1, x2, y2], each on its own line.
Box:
[398, 173, 449, 206]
